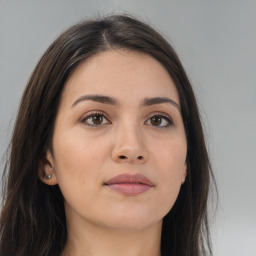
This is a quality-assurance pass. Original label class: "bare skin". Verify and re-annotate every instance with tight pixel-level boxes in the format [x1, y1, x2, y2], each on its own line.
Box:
[40, 50, 187, 256]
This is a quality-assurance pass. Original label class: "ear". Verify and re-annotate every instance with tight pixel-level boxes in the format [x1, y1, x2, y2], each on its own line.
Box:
[181, 163, 187, 184]
[38, 150, 58, 186]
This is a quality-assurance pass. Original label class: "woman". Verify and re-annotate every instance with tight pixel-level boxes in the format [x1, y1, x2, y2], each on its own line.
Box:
[0, 14, 215, 256]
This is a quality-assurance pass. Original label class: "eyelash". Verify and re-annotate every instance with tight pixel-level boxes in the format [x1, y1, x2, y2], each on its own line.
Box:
[79, 111, 173, 128]
[79, 111, 111, 127]
[145, 112, 173, 129]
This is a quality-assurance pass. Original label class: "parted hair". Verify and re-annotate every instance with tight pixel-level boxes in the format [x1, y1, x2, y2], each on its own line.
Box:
[0, 14, 215, 256]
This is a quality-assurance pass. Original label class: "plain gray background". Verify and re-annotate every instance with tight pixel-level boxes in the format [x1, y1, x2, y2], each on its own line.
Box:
[0, 1, 255, 255]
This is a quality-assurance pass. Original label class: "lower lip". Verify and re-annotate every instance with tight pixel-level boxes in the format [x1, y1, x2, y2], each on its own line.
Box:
[105, 183, 152, 195]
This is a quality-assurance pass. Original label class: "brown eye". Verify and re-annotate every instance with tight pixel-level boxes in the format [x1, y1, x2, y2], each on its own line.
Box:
[81, 113, 110, 126]
[145, 114, 172, 128]
[150, 116, 162, 126]
[92, 114, 103, 125]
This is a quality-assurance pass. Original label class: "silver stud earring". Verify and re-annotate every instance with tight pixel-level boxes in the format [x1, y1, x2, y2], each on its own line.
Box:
[45, 174, 52, 180]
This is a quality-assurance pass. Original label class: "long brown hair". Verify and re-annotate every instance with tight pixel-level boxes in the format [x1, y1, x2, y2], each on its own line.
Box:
[0, 14, 216, 256]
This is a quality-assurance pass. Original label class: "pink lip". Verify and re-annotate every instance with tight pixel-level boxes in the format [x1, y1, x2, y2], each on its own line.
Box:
[104, 173, 154, 195]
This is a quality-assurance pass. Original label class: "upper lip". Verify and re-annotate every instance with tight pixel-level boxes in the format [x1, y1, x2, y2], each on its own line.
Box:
[104, 173, 154, 186]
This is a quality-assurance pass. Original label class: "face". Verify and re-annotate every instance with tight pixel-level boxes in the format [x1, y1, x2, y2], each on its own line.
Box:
[41, 50, 187, 232]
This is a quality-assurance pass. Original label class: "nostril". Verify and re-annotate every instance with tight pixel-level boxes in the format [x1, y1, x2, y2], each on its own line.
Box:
[117, 155, 144, 161]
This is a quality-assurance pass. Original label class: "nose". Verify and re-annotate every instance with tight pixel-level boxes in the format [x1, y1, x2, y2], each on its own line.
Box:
[111, 125, 149, 164]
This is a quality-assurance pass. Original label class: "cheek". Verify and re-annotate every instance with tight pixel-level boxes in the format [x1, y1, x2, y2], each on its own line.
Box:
[151, 137, 187, 212]
[153, 136, 187, 176]
[53, 128, 107, 169]
[51, 130, 109, 195]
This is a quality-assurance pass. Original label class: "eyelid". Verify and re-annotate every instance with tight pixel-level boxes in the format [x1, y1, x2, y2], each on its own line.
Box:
[144, 111, 174, 127]
[79, 110, 111, 126]
[145, 111, 173, 120]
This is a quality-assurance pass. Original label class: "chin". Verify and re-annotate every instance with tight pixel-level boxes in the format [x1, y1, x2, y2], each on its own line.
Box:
[101, 210, 163, 231]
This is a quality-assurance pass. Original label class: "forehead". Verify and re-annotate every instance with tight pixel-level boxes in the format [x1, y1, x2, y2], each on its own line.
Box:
[61, 50, 180, 105]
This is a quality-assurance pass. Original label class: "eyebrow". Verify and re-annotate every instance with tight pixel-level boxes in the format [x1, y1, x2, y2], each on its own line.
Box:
[71, 95, 118, 107]
[71, 94, 180, 111]
[142, 97, 180, 111]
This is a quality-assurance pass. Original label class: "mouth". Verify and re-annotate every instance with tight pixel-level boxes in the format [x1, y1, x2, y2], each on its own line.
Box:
[104, 173, 154, 196]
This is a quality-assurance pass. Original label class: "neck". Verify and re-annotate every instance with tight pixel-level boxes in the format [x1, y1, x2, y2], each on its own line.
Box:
[61, 217, 162, 256]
